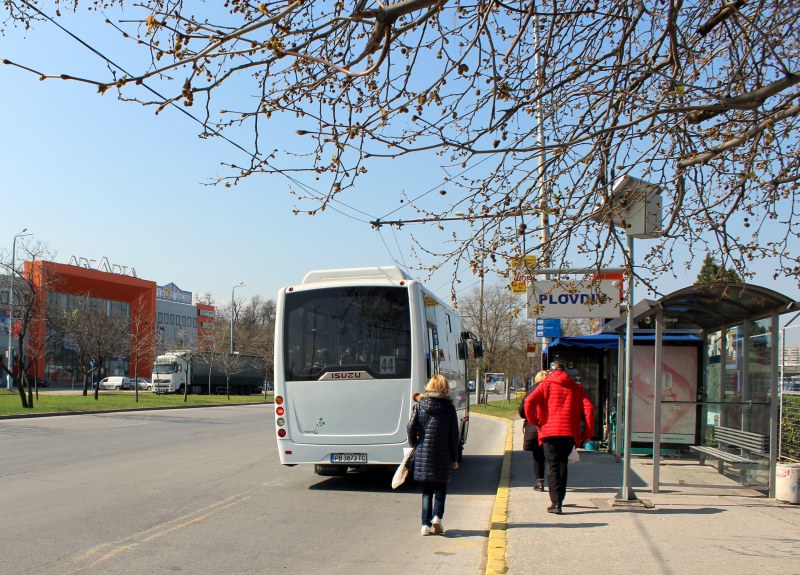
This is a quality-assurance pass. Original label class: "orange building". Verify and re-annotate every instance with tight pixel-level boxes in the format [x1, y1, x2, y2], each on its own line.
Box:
[27, 260, 156, 382]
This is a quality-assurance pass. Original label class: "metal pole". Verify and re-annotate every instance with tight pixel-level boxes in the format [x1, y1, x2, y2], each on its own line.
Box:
[230, 282, 244, 355]
[534, 15, 551, 360]
[477, 229, 484, 404]
[652, 309, 664, 494]
[769, 312, 780, 498]
[616, 235, 639, 502]
[6, 229, 30, 390]
[615, 333, 624, 457]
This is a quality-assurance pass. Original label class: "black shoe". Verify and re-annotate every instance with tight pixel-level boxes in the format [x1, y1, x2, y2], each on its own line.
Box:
[546, 504, 562, 514]
[534, 480, 545, 492]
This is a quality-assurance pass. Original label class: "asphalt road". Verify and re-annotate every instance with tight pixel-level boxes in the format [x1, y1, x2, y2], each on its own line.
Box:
[0, 405, 506, 575]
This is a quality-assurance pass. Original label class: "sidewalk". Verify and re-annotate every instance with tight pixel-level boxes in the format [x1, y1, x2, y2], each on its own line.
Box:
[505, 424, 800, 574]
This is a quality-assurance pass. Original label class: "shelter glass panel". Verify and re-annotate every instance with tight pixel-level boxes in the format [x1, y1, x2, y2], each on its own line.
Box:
[747, 318, 773, 435]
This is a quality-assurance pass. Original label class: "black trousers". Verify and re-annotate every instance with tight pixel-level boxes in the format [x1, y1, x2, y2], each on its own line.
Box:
[542, 436, 575, 506]
[529, 443, 545, 482]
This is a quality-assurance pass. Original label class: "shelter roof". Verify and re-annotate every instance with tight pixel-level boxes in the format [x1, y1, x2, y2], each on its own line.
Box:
[603, 282, 799, 333]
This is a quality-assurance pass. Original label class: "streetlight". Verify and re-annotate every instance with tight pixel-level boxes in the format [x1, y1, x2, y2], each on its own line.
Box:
[230, 282, 245, 354]
[6, 228, 32, 390]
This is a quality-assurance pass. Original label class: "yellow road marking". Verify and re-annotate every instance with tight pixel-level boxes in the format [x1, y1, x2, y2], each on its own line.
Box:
[478, 414, 512, 575]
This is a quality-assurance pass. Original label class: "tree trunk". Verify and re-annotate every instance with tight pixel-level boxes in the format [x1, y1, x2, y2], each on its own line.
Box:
[15, 375, 29, 408]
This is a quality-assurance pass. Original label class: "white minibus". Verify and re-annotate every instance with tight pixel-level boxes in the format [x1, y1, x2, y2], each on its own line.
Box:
[273, 266, 476, 475]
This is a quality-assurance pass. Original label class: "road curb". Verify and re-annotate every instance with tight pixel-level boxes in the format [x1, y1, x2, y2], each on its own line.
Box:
[0, 401, 271, 420]
[479, 414, 512, 575]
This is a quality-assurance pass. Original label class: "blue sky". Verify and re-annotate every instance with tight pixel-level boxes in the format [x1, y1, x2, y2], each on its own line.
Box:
[2, 7, 798, 310]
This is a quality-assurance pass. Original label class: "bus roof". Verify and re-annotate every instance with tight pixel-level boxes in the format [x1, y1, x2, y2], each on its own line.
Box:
[301, 266, 411, 285]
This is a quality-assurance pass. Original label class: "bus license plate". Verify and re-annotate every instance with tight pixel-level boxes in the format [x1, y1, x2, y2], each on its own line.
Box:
[330, 453, 367, 464]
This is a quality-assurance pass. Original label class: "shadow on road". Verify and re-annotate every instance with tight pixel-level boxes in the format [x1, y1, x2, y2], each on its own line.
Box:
[309, 453, 503, 495]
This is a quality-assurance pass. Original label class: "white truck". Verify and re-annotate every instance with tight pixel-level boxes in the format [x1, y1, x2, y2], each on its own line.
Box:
[152, 350, 191, 393]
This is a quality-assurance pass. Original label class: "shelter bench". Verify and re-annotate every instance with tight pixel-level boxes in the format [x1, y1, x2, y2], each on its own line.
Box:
[690, 426, 769, 479]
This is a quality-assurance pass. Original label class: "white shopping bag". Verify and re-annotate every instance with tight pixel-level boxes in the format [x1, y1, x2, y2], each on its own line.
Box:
[568, 446, 580, 463]
[391, 447, 415, 489]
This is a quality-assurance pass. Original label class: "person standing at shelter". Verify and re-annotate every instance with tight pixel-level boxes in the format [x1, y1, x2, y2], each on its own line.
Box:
[407, 374, 460, 536]
[518, 369, 549, 492]
[524, 361, 595, 514]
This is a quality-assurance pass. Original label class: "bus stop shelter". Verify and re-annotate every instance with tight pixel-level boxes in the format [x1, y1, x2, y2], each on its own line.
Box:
[597, 282, 798, 497]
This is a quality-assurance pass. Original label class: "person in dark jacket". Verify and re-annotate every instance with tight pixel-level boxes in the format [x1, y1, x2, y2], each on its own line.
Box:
[518, 370, 549, 492]
[524, 361, 595, 514]
[407, 374, 460, 536]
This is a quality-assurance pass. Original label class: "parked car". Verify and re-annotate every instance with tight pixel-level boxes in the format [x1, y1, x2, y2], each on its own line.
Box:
[131, 377, 152, 390]
[98, 376, 131, 390]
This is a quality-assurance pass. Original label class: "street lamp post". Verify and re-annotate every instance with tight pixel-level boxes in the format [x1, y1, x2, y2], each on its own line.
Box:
[6, 228, 32, 390]
[230, 282, 245, 354]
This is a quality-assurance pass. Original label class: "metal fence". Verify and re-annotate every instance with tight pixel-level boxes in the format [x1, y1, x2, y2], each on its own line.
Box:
[780, 320, 800, 462]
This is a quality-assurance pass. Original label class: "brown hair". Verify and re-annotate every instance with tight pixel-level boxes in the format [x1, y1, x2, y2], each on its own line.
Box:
[425, 374, 450, 393]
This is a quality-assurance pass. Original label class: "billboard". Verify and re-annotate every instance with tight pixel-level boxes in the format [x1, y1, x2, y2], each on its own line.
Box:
[484, 373, 505, 393]
[631, 345, 698, 444]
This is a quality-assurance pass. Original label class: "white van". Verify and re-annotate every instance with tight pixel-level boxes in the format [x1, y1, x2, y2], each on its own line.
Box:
[99, 376, 131, 390]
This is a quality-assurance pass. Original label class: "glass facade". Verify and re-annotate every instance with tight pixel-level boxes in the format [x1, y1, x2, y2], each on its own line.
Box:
[45, 292, 131, 384]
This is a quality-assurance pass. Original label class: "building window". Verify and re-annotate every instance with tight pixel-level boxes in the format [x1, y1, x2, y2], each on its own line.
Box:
[170, 314, 175, 325]
[181, 316, 186, 326]
[158, 312, 163, 324]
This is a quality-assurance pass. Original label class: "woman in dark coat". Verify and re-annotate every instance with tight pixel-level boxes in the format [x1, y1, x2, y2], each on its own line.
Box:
[407, 374, 460, 536]
[519, 370, 549, 491]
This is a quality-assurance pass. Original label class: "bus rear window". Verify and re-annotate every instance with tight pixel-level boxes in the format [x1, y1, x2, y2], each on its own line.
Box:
[283, 286, 411, 381]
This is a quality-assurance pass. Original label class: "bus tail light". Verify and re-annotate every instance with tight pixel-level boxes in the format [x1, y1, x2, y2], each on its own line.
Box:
[275, 398, 287, 438]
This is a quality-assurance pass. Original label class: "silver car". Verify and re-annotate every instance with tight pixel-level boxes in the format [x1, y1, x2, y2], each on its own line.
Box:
[131, 377, 153, 391]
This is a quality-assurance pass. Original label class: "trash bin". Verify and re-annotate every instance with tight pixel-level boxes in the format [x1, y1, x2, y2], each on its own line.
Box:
[775, 463, 800, 504]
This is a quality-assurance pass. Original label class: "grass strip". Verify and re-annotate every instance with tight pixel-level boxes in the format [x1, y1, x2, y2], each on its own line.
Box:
[470, 396, 524, 421]
[0, 390, 272, 417]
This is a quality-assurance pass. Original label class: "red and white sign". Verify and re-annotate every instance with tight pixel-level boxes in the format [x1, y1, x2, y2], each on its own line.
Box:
[526, 280, 621, 318]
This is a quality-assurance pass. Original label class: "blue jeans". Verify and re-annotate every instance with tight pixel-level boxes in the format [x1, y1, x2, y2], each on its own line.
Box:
[421, 481, 447, 526]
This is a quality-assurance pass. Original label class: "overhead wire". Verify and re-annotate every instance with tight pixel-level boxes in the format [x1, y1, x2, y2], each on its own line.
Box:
[14, 0, 375, 226]
[12, 2, 498, 293]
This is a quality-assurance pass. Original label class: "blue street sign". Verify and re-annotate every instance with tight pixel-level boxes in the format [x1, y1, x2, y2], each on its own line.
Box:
[534, 318, 561, 338]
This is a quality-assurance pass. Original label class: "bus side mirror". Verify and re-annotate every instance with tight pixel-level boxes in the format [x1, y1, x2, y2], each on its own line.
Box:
[473, 342, 484, 358]
[457, 342, 466, 360]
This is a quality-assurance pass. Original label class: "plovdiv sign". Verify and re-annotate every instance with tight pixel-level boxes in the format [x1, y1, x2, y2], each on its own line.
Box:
[526, 279, 621, 319]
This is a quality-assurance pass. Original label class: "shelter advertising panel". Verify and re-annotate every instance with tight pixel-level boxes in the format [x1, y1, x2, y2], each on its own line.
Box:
[631, 345, 698, 444]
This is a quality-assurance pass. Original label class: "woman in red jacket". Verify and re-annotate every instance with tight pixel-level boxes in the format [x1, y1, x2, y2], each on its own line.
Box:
[523, 361, 595, 514]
